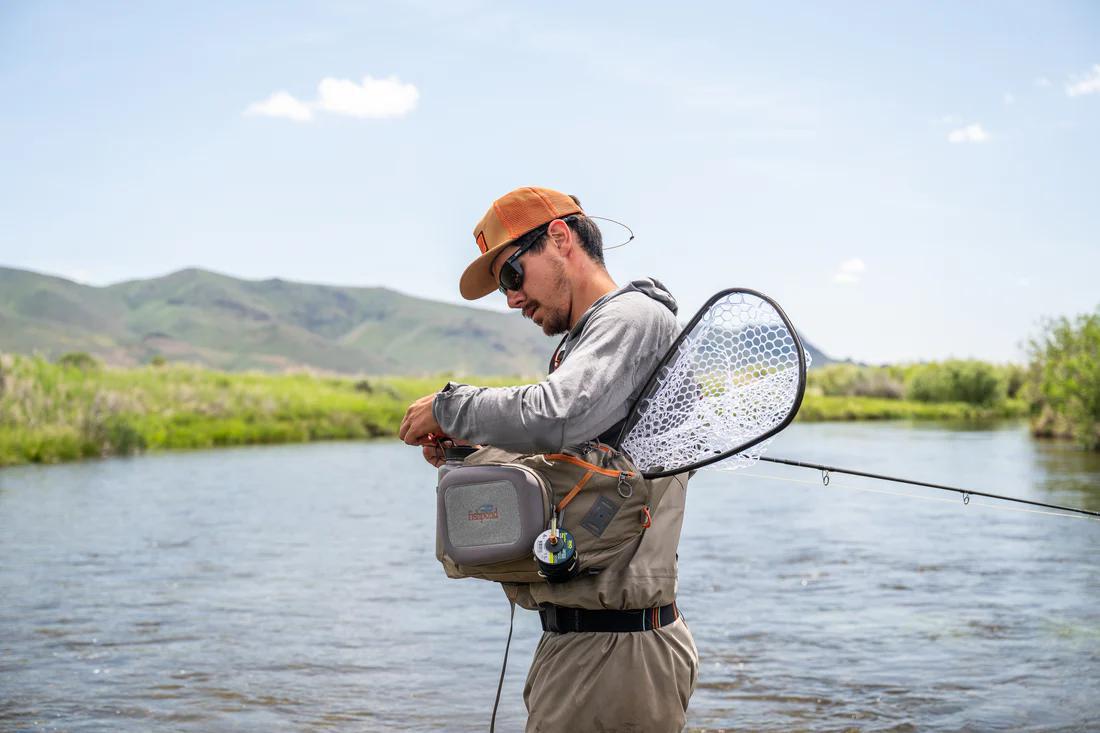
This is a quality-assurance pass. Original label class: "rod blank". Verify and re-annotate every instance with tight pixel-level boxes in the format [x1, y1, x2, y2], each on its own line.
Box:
[759, 456, 1100, 518]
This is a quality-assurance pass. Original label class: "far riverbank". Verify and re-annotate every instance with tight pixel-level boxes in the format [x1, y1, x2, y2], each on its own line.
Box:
[0, 354, 1027, 468]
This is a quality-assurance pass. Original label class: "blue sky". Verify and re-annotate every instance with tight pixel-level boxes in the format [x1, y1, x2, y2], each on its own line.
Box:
[1, 1, 1097, 363]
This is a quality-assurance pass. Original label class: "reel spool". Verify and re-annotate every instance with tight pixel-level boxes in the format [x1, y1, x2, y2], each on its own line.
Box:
[533, 523, 580, 584]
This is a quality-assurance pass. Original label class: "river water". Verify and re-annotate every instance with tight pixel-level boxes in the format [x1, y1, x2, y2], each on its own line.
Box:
[1, 422, 1097, 732]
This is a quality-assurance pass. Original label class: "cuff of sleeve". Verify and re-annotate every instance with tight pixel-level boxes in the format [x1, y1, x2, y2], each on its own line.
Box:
[432, 381, 463, 433]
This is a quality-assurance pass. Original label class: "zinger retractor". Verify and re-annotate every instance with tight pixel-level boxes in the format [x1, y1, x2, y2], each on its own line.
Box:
[533, 514, 580, 584]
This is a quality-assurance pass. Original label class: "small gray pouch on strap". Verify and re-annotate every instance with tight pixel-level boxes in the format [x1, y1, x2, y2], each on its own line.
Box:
[437, 462, 550, 579]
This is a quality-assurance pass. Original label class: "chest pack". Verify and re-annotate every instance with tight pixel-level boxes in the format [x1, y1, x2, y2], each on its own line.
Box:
[435, 443, 652, 584]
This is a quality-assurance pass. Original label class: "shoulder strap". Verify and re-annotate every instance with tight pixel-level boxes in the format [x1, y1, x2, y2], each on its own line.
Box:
[546, 288, 635, 444]
[547, 333, 570, 374]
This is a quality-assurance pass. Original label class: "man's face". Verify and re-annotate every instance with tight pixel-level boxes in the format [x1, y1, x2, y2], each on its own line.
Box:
[491, 241, 571, 336]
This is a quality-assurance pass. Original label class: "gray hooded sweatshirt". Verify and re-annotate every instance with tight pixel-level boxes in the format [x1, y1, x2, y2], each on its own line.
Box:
[432, 278, 680, 453]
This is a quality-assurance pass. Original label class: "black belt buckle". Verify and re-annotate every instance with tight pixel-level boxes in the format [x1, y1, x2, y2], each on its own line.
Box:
[539, 604, 580, 633]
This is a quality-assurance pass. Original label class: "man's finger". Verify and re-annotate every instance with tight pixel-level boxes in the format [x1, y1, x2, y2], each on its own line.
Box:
[422, 444, 444, 467]
[398, 404, 418, 441]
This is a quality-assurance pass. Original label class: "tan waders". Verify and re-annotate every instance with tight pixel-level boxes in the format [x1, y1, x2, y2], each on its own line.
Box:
[503, 472, 697, 732]
[524, 615, 698, 732]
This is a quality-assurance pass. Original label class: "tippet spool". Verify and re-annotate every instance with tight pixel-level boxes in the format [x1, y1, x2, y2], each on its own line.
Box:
[533, 527, 580, 583]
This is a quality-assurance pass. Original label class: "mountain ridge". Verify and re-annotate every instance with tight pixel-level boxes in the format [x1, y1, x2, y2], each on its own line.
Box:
[0, 266, 834, 375]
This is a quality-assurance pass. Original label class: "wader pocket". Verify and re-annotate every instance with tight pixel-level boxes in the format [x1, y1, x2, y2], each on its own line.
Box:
[537, 447, 650, 573]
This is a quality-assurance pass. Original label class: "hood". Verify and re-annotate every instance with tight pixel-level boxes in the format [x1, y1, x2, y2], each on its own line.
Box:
[619, 277, 678, 316]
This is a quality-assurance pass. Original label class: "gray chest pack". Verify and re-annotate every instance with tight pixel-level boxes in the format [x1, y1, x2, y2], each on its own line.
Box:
[435, 443, 653, 584]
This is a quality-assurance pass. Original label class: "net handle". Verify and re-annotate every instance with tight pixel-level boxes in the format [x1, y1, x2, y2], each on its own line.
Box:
[613, 287, 808, 479]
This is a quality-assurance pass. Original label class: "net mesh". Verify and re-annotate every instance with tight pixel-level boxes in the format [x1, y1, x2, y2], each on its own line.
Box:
[620, 290, 808, 475]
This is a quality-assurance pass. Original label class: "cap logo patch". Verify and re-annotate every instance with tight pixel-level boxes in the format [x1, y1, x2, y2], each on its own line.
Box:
[476, 231, 488, 254]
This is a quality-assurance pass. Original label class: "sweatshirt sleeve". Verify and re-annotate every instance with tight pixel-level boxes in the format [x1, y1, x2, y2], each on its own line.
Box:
[432, 298, 669, 453]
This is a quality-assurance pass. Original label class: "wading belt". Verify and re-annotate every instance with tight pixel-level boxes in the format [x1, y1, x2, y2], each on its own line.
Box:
[539, 603, 679, 633]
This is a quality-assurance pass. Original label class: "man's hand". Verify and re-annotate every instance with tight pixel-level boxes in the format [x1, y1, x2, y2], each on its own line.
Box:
[422, 438, 479, 468]
[399, 393, 443, 446]
[422, 443, 446, 468]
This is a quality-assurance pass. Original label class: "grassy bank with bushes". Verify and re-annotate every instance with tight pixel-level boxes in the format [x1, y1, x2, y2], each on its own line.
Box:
[804, 360, 1027, 421]
[0, 353, 519, 467]
[1, 352, 1030, 468]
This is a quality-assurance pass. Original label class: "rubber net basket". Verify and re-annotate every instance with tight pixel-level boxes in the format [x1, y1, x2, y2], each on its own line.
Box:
[618, 289, 808, 477]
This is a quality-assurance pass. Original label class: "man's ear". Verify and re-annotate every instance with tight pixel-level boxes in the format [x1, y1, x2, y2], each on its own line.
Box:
[547, 219, 573, 256]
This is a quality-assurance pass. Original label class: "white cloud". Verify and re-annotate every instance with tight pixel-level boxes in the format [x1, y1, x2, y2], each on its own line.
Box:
[1066, 64, 1100, 97]
[244, 75, 419, 122]
[833, 258, 866, 285]
[1035, 77, 1052, 88]
[316, 75, 419, 118]
[244, 91, 313, 122]
[947, 123, 988, 144]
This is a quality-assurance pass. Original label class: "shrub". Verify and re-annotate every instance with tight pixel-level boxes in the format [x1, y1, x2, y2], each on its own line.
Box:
[809, 364, 905, 400]
[1003, 363, 1027, 399]
[56, 352, 100, 370]
[1027, 308, 1100, 450]
[906, 360, 1006, 407]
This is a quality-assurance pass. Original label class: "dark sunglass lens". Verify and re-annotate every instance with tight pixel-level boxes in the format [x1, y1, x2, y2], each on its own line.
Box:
[499, 262, 523, 292]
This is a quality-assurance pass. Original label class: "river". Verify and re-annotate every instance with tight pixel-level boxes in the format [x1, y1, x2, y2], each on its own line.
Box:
[1, 422, 1097, 731]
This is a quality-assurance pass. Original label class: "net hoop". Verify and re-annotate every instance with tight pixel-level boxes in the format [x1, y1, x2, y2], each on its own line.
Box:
[615, 288, 807, 479]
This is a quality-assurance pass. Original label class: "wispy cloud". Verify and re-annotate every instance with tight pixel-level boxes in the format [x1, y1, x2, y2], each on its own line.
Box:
[1066, 64, 1100, 97]
[1035, 77, 1052, 88]
[1003, 92, 1015, 105]
[833, 258, 866, 285]
[245, 91, 314, 122]
[244, 75, 419, 122]
[947, 123, 988, 144]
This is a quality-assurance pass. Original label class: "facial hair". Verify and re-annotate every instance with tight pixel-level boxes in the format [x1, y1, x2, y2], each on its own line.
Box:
[534, 259, 571, 336]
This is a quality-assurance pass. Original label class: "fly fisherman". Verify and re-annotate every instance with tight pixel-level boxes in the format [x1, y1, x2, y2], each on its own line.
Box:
[399, 186, 698, 732]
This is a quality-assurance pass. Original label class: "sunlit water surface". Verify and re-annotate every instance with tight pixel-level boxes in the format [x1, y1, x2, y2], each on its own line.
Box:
[1, 422, 1097, 732]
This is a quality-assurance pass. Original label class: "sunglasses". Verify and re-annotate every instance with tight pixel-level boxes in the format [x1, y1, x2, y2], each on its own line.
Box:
[496, 216, 578, 295]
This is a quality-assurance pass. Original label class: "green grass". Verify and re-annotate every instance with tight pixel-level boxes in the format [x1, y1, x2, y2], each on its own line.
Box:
[0, 353, 1028, 469]
[796, 394, 1027, 421]
[0, 353, 523, 467]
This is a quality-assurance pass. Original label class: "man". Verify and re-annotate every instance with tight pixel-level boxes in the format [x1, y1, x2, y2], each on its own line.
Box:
[399, 186, 698, 732]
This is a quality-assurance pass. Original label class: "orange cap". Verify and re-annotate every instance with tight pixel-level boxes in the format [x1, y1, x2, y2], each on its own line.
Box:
[460, 186, 583, 300]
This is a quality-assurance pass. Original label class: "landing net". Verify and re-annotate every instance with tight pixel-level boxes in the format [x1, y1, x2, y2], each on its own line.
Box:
[618, 289, 808, 477]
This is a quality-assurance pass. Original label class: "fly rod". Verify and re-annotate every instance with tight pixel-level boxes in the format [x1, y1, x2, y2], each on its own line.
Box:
[758, 456, 1100, 518]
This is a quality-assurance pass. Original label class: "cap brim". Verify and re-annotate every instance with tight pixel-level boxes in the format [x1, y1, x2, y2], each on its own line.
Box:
[459, 240, 514, 300]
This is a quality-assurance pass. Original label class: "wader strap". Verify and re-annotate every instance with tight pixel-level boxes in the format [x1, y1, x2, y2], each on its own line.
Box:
[598, 416, 627, 448]
[547, 333, 570, 374]
[490, 600, 515, 733]
[539, 603, 679, 633]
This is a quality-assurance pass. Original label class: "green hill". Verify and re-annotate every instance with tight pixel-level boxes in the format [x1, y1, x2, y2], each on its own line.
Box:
[0, 267, 557, 375]
[0, 266, 833, 375]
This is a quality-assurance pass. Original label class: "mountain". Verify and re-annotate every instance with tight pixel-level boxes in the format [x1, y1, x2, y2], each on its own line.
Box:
[0, 266, 834, 375]
[802, 341, 831, 368]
